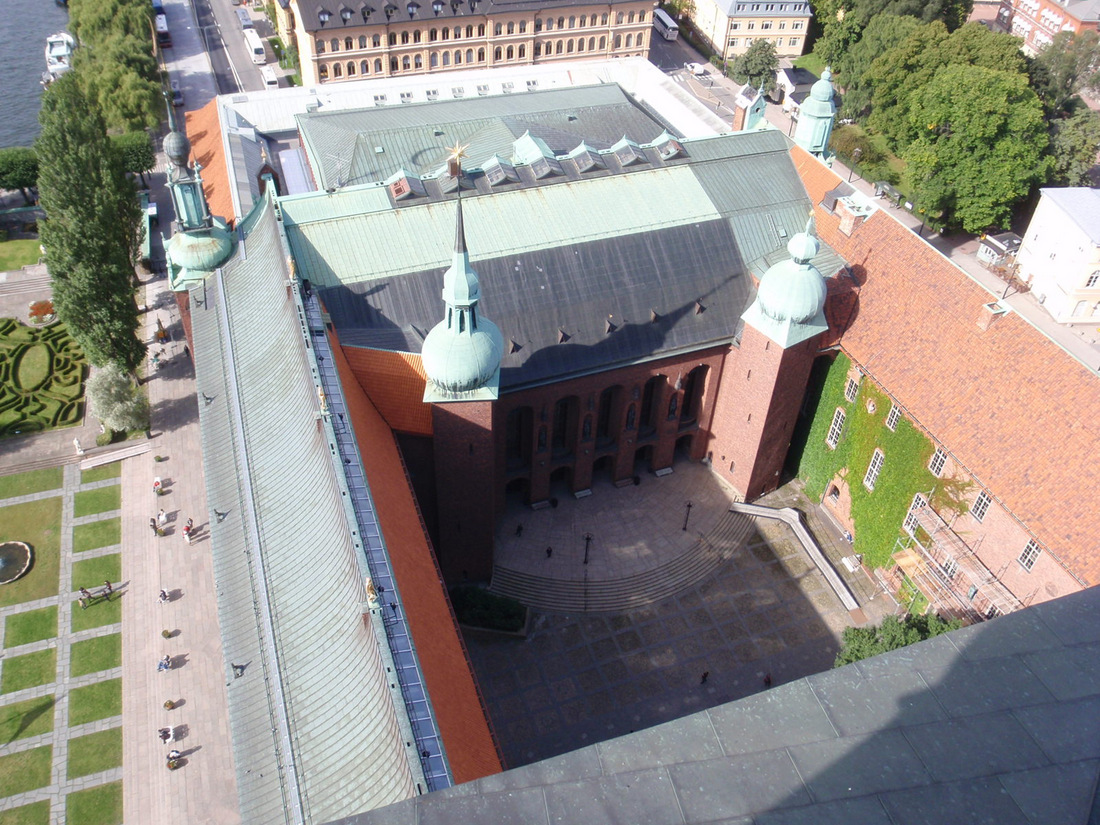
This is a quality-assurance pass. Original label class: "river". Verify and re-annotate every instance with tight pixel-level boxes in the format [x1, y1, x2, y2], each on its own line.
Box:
[0, 1, 72, 149]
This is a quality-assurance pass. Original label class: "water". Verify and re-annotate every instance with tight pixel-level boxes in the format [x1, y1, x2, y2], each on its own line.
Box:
[0, 1, 71, 148]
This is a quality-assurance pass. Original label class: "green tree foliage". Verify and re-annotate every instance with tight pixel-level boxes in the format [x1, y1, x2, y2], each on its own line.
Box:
[662, 0, 696, 20]
[86, 362, 150, 433]
[1029, 30, 1100, 116]
[810, 0, 972, 65]
[35, 75, 145, 373]
[1048, 106, 1100, 186]
[0, 147, 39, 204]
[834, 613, 962, 667]
[904, 64, 1051, 233]
[836, 14, 921, 118]
[731, 39, 779, 93]
[110, 132, 156, 187]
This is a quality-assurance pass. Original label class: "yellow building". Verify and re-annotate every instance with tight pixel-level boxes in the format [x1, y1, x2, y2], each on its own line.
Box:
[690, 0, 811, 61]
[290, 0, 655, 85]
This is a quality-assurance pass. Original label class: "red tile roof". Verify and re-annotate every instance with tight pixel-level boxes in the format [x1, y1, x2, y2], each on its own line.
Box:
[185, 101, 236, 228]
[332, 335, 502, 783]
[792, 146, 1100, 586]
[340, 347, 433, 436]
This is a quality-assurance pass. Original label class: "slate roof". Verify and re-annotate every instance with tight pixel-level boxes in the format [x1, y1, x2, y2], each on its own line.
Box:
[792, 147, 1100, 587]
[296, 84, 675, 191]
[297, 0, 648, 31]
[283, 129, 832, 391]
[191, 192, 419, 821]
[1037, 187, 1100, 245]
[329, 584, 1100, 825]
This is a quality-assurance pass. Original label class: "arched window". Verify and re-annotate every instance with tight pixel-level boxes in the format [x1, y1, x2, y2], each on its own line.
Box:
[494, 22, 502, 35]
[415, 54, 423, 67]
[507, 21, 515, 33]
[372, 34, 381, 46]
[345, 36, 353, 49]
[430, 51, 438, 66]
[466, 48, 474, 62]
[466, 24, 473, 37]
[390, 57, 398, 71]
[519, 20, 526, 32]
[636, 31, 644, 48]
[557, 16, 564, 28]
[413, 30, 421, 43]
[625, 33, 632, 47]
[442, 51, 450, 65]
[347, 61, 355, 74]
[333, 62, 342, 76]
[478, 23, 485, 36]
[535, 17, 543, 31]
[359, 35, 367, 48]
[402, 55, 411, 69]
[401, 31, 410, 44]
[317, 39, 326, 53]
[545, 17, 552, 30]
[429, 27, 437, 40]
[568, 15, 575, 27]
[534, 42, 541, 56]
[577, 37, 584, 51]
[375, 58, 383, 72]
[588, 36, 595, 50]
[506, 44, 513, 58]
[628, 10, 635, 23]
[453, 49, 460, 63]
[615, 12, 624, 23]
[477, 46, 484, 61]
[579, 15, 586, 26]
[360, 59, 369, 73]
[331, 38, 339, 51]
[518, 44, 525, 57]
[601, 13, 608, 24]
[441, 26, 449, 39]
[388, 32, 397, 45]
[319, 64, 329, 78]
[494, 46, 501, 60]
[566, 38, 573, 52]
[598, 35, 605, 49]
[638, 10, 646, 21]
[556, 39, 563, 53]
[613, 33, 621, 48]
[453, 26, 460, 38]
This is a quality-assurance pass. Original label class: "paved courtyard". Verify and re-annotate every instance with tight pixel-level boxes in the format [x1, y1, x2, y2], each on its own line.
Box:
[464, 466, 893, 768]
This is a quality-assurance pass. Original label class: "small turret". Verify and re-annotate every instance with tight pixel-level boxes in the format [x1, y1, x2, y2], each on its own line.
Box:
[793, 67, 837, 159]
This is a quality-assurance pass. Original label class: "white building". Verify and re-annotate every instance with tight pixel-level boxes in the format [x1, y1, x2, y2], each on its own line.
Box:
[1016, 188, 1100, 324]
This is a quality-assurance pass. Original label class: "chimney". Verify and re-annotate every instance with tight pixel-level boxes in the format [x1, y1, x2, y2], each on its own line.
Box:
[836, 198, 869, 236]
[976, 301, 1008, 331]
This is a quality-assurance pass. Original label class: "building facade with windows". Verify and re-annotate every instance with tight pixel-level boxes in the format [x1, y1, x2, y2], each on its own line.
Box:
[1015, 187, 1100, 324]
[289, 0, 654, 85]
[691, 0, 811, 61]
[997, 0, 1100, 54]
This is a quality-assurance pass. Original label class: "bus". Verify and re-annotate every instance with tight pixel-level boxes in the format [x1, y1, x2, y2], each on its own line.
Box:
[243, 28, 266, 64]
[653, 8, 679, 41]
[154, 14, 171, 48]
[261, 65, 279, 89]
[236, 8, 253, 29]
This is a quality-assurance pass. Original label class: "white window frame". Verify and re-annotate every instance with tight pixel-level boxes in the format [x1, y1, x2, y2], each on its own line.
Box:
[903, 493, 925, 535]
[1018, 539, 1041, 571]
[941, 555, 958, 580]
[1086, 272, 1099, 288]
[886, 404, 900, 431]
[844, 377, 859, 403]
[972, 491, 991, 523]
[825, 407, 845, 449]
[863, 449, 884, 491]
[929, 447, 947, 477]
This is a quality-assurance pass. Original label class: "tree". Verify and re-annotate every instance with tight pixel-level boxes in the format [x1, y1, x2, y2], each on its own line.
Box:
[86, 362, 150, 433]
[836, 13, 921, 119]
[111, 131, 156, 187]
[35, 74, 145, 373]
[1048, 106, 1100, 186]
[809, 0, 972, 67]
[731, 39, 779, 94]
[1030, 29, 1100, 116]
[904, 64, 1051, 233]
[662, 0, 695, 20]
[0, 147, 39, 204]
[834, 613, 962, 667]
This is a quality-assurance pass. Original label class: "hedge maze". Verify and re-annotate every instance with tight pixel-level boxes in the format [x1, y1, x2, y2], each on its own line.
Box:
[0, 319, 87, 438]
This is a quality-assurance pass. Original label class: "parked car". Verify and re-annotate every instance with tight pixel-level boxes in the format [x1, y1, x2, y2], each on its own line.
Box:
[684, 62, 706, 77]
[170, 80, 184, 107]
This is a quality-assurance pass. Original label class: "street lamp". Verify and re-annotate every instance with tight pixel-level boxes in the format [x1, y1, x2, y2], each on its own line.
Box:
[583, 532, 592, 565]
[682, 501, 693, 531]
[848, 147, 862, 182]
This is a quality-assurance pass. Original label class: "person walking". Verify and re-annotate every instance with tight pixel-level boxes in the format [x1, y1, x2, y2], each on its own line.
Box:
[79, 587, 92, 600]
[78, 597, 88, 610]
[150, 517, 160, 537]
[102, 580, 113, 600]
[157, 508, 167, 526]
[183, 524, 192, 545]
[158, 589, 170, 604]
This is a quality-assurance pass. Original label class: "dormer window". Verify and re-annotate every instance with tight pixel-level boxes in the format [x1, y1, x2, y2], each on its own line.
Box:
[340, 7, 352, 22]
[407, 1, 420, 16]
[432, 0, 443, 13]
[318, 8, 332, 25]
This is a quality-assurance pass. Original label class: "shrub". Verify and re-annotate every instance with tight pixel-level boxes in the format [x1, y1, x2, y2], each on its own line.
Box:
[449, 586, 526, 632]
[834, 613, 962, 667]
[86, 363, 149, 433]
[28, 301, 55, 322]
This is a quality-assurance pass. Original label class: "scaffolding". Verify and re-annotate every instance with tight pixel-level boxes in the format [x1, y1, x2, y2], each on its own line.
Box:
[891, 499, 1021, 622]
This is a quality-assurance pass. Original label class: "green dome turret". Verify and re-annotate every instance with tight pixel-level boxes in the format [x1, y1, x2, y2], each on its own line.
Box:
[794, 68, 837, 159]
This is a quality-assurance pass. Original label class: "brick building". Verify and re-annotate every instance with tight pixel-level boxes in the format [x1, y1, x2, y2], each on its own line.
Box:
[997, 0, 1100, 54]
[289, 0, 654, 85]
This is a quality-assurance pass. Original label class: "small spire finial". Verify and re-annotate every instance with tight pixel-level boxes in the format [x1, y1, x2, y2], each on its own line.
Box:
[446, 141, 468, 177]
[804, 210, 816, 238]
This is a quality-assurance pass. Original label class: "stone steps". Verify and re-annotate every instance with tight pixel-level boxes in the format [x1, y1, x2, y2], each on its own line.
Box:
[489, 509, 755, 613]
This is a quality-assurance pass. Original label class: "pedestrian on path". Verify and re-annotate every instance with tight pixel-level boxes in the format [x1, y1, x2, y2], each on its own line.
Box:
[700, 671, 709, 685]
[546, 546, 553, 559]
[183, 524, 192, 545]
[102, 580, 113, 600]
[79, 587, 92, 600]
[158, 655, 171, 672]
[150, 518, 161, 537]
[763, 672, 772, 688]
[157, 509, 167, 526]
[158, 589, 170, 604]
[78, 597, 88, 610]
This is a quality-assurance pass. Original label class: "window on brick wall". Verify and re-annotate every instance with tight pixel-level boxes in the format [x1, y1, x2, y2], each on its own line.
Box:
[885, 404, 900, 431]
[825, 408, 845, 449]
[1087, 272, 1099, 288]
[864, 449, 884, 491]
[902, 493, 925, 535]
[929, 447, 947, 477]
[1018, 539, 1041, 571]
[972, 490, 991, 522]
[941, 555, 958, 581]
[844, 376, 859, 403]
[984, 604, 1000, 619]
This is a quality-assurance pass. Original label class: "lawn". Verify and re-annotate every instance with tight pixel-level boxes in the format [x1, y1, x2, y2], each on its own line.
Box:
[794, 51, 826, 78]
[70, 633, 122, 678]
[0, 696, 55, 744]
[73, 518, 121, 554]
[70, 596, 122, 633]
[0, 240, 41, 271]
[0, 744, 51, 798]
[68, 678, 122, 726]
[65, 780, 122, 825]
[4, 606, 57, 648]
[0, 467, 62, 500]
[0, 648, 56, 694]
[73, 486, 121, 518]
[68, 728, 122, 779]
[80, 463, 121, 484]
[0, 497, 62, 609]
[71, 554, 121, 594]
[0, 799, 49, 825]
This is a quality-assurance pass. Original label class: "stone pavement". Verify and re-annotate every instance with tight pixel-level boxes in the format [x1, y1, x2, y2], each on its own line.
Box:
[465, 465, 893, 769]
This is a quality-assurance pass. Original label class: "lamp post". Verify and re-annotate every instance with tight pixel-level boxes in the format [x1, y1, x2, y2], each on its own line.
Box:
[848, 147, 862, 182]
[583, 532, 592, 565]
[682, 501, 693, 531]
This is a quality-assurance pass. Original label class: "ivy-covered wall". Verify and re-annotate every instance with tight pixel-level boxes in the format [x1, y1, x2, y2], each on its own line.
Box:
[797, 353, 937, 568]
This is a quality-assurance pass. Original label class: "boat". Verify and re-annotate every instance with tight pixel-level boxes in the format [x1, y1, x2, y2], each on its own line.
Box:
[43, 32, 76, 84]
